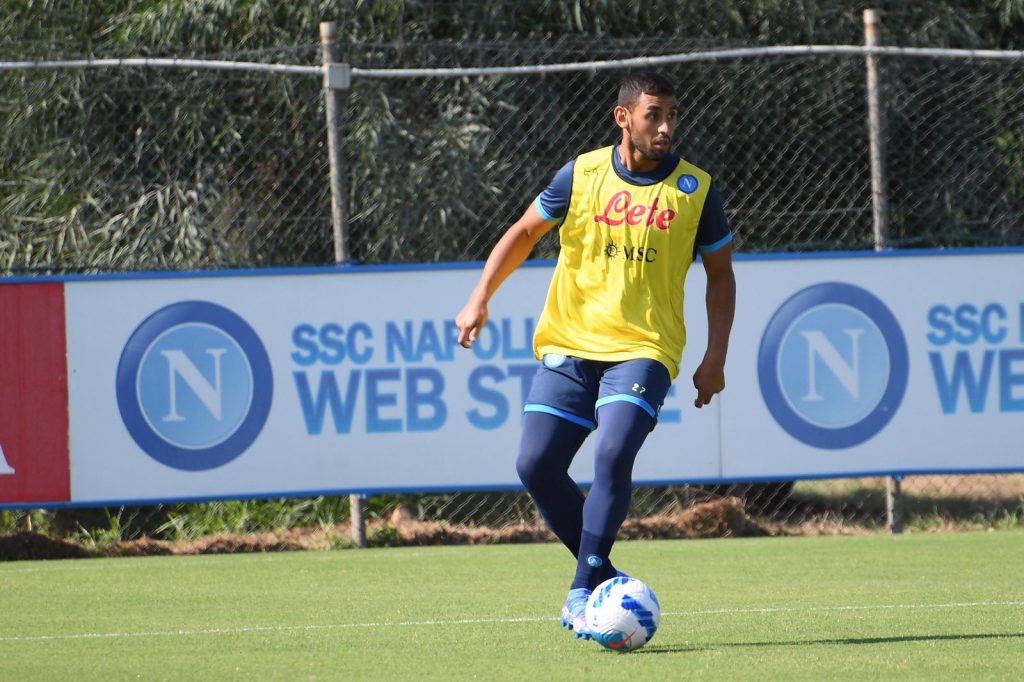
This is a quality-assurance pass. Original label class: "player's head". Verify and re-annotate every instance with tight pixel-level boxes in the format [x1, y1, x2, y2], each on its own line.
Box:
[616, 71, 675, 111]
[614, 71, 679, 164]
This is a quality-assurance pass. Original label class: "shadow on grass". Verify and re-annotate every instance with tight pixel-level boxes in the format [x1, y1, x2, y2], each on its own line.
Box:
[630, 643, 712, 654]
[634, 631, 1024, 654]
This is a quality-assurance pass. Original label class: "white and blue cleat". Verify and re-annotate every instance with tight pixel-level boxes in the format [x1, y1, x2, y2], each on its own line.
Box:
[560, 588, 592, 639]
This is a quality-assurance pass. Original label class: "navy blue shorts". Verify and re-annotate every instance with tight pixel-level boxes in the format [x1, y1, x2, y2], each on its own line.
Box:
[523, 354, 672, 430]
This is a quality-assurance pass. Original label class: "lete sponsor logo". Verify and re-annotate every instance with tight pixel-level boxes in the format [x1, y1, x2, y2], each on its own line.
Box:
[116, 301, 273, 471]
[757, 283, 909, 449]
[593, 191, 676, 230]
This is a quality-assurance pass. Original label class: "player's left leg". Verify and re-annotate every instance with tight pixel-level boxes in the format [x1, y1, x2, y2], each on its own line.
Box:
[570, 359, 672, 593]
[570, 401, 652, 590]
[560, 401, 654, 640]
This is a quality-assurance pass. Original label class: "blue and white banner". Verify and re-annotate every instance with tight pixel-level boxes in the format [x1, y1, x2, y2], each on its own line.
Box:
[725, 249, 1024, 479]
[54, 249, 1024, 505]
[64, 264, 717, 503]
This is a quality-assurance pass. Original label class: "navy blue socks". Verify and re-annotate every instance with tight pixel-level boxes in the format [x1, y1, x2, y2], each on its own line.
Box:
[517, 402, 654, 591]
[571, 530, 617, 589]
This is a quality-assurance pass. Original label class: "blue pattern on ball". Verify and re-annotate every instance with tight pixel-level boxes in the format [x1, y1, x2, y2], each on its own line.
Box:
[621, 594, 658, 640]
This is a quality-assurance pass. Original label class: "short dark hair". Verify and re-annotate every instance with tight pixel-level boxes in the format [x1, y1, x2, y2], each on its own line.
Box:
[617, 71, 675, 109]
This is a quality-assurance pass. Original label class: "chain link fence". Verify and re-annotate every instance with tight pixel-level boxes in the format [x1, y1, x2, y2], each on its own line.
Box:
[403, 475, 1024, 539]
[2, 36, 1023, 535]
[1, 48, 332, 273]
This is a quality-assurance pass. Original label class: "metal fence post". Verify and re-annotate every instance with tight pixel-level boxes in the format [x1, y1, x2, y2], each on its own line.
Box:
[864, 9, 903, 535]
[886, 475, 904, 534]
[319, 21, 350, 263]
[319, 21, 367, 548]
[864, 8, 890, 252]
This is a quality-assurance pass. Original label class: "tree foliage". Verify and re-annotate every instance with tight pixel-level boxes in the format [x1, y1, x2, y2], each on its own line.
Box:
[1, 1, 1022, 272]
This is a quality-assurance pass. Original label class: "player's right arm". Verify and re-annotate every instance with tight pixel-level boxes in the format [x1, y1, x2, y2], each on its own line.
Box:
[456, 202, 557, 349]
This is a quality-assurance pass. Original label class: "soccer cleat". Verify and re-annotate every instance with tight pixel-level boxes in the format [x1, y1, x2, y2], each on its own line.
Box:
[560, 588, 592, 639]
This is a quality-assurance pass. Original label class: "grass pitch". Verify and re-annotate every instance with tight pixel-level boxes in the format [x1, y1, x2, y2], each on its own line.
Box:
[1, 531, 1022, 680]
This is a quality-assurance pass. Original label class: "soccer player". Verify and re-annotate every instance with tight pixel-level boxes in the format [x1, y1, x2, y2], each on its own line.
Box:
[455, 71, 735, 639]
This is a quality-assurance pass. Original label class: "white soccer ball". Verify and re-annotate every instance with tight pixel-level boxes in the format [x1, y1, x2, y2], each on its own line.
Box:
[584, 576, 661, 652]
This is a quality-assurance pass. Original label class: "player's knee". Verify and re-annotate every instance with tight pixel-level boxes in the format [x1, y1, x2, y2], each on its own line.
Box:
[515, 447, 545, 489]
[592, 438, 638, 480]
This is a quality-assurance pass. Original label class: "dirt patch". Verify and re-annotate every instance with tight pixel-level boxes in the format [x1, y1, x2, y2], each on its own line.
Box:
[105, 528, 338, 558]
[106, 536, 177, 557]
[381, 496, 772, 546]
[0, 531, 95, 560]
[621, 496, 773, 539]
[0, 529, 337, 561]
[0, 498, 773, 561]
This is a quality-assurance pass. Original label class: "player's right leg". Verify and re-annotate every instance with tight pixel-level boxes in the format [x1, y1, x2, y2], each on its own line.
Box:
[515, 411, 594, 639]
[518, 354, 601, 638]
[517, 354, 598, 557]
[515, 411, 590, 555]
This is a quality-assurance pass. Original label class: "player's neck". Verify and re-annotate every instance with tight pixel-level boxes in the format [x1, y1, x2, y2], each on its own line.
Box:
[617, 141, 661, 174]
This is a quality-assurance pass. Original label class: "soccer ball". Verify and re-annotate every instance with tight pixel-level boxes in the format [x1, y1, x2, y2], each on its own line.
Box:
[584, 576, 661, 652]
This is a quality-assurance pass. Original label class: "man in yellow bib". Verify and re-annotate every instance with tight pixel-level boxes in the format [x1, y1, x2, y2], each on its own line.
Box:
[456, 71, 736, 640]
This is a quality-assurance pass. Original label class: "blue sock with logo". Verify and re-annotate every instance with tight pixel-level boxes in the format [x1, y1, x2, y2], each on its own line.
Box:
[571, 530, 616, 590]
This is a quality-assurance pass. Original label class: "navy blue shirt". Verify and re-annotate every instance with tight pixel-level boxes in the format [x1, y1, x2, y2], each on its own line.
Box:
[534, 148, 733, 255]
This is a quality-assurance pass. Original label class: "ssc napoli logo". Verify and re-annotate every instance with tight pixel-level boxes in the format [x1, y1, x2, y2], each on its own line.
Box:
[677, 174, 698, 194]
[757, 283, 908, 449]
[116, 301, 273, 471]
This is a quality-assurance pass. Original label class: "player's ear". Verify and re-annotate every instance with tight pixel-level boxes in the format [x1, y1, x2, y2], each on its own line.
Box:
[612, 105, 630, 129]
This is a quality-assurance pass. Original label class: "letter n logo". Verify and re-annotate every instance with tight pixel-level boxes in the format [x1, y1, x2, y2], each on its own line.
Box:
[117, 302, 272, 471]
[758, 283, 908, 449]
[799, 329, 864, 402]
[160, 349, 228, 422]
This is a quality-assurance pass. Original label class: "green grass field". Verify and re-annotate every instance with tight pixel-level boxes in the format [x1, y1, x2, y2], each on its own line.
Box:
[1, 531, 1022, 680]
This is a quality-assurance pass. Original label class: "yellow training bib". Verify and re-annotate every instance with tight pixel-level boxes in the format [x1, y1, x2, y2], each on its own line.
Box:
[533, 146, 711, 379]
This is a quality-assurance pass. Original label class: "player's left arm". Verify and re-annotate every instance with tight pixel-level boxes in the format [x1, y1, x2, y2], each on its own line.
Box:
[693, 243, 736, 408]
[692, 183, 736, 408]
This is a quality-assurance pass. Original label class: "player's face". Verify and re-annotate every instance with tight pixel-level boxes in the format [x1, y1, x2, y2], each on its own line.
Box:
[619, 93, 679, 164]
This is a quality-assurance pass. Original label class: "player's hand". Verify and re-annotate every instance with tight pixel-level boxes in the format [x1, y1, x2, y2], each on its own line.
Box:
[455, 299, 488, 349]
[692, 358, 725, 408]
